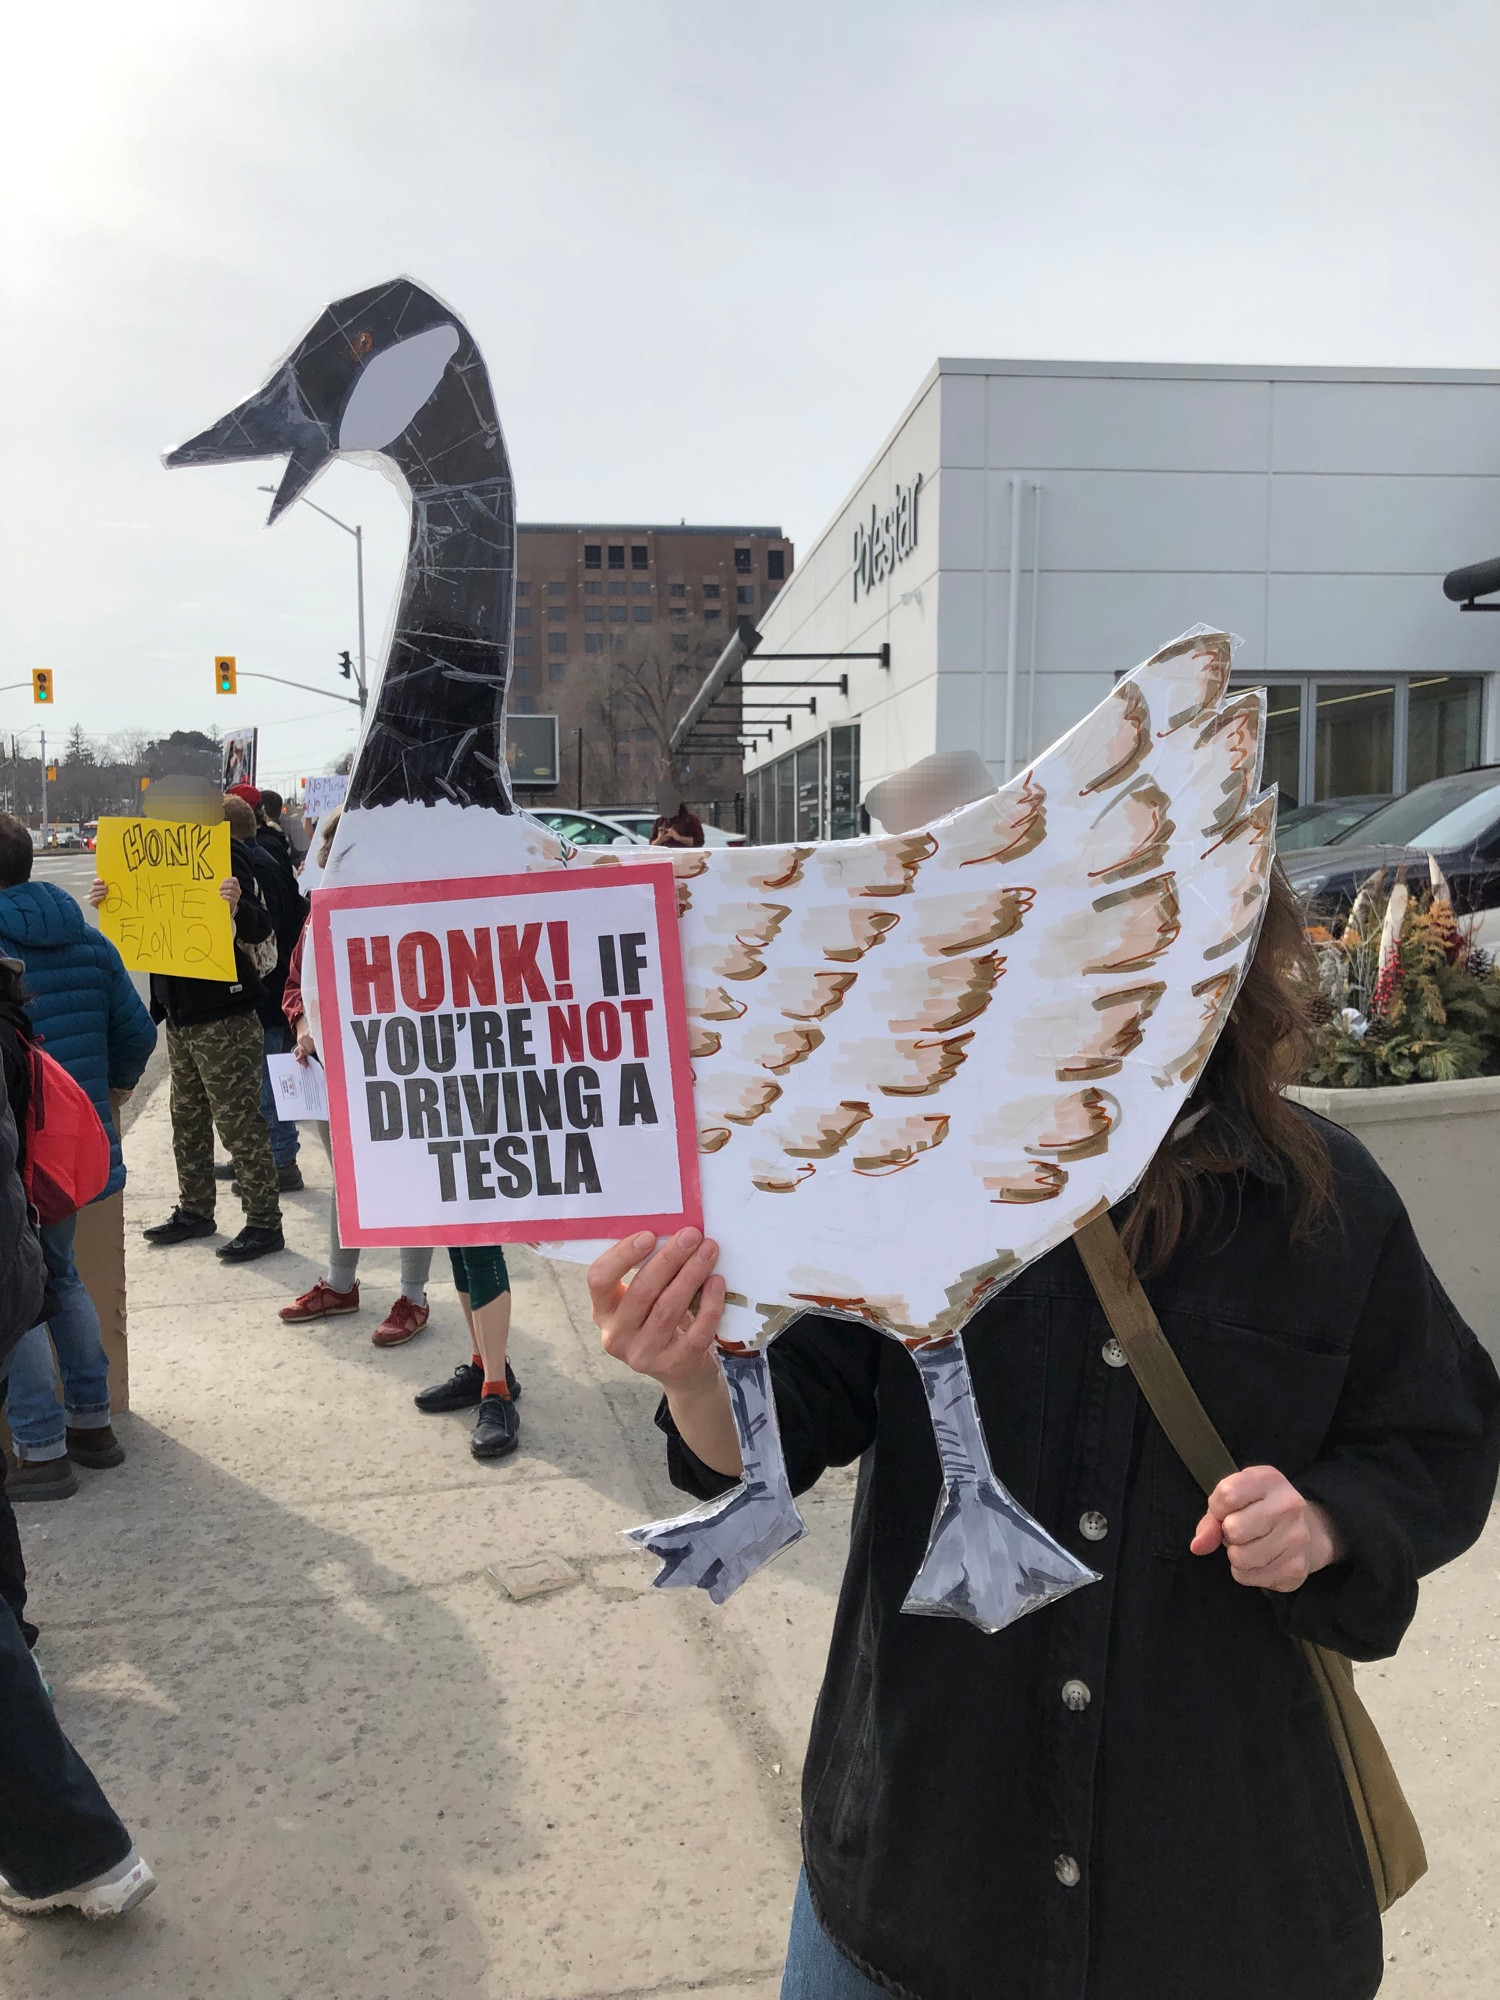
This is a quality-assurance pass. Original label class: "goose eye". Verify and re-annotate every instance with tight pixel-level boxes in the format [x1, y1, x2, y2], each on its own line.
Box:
[352, 330, 374, 358]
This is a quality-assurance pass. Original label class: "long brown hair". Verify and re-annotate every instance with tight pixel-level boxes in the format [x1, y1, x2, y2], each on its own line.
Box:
[1121, 863, 1334, 1276]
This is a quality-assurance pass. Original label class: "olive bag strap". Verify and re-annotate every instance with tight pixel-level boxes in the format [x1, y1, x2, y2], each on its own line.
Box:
[1073, 1211, 1427, 1913]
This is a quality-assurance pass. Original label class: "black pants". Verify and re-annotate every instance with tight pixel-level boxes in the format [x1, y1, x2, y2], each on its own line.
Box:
[0, 1379, 34, 1646]
[0, 1454, 133, 1898]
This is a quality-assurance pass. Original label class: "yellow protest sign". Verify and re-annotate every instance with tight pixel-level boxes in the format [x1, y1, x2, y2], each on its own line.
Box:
[95, 816, 237, 980]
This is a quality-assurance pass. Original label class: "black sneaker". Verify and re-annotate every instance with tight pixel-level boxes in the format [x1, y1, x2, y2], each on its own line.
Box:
[216, 1225, 285, 1263]
[276, 1164, 304, 1193]
[471, 1393, 519, 1460]
[415, 1361, 482, 1413]
[143, 1208, 216, 1245]
[414, 1360, 522, 1414]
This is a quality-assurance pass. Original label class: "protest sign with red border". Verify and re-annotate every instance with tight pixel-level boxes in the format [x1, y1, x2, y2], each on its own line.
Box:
[312, 865, 701, 1246]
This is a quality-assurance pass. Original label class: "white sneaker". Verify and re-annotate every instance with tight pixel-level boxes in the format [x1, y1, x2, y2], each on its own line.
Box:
[0, 1847, 156, 1919]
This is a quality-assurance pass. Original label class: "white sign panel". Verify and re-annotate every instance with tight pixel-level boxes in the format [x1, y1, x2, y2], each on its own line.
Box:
[304, 775, 348, 820]
[311, 866, 700, 1246]
[264, 1052, 330, 1121]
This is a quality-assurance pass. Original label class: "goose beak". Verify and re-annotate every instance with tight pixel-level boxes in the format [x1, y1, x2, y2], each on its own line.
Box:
[164, 361, 334, 524]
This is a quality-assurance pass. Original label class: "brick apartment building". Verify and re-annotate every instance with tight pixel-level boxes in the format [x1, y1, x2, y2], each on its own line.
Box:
[512, 523, 792, 813]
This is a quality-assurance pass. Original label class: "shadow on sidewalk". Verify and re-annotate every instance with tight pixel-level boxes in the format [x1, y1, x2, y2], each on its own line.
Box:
[2, 1422, 524, 2000]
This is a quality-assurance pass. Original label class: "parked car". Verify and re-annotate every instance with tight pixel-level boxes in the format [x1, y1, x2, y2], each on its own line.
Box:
[1282, 766, 1500, 929]
[1276, 795, 1391, 853]
[599, 811, 747, 847]
[524, 809, 647, 849]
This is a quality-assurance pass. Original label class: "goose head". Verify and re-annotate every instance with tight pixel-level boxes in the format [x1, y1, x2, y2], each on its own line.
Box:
[165, 276, 503, 520]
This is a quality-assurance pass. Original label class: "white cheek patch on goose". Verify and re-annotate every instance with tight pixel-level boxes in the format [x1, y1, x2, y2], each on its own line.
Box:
[338, 323, 461, 451]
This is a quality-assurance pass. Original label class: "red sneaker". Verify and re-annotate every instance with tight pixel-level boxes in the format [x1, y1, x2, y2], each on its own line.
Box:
[372, 1296, 431, 1348]
[280, 1280, 360, 1324]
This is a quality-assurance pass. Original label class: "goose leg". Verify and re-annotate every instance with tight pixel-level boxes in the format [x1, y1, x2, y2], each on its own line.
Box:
[625, 1348, 806, 1604]
[903, 1333, 1098, 1634]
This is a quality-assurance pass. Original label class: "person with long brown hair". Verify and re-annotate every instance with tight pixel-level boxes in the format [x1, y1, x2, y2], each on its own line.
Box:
[589, 865, 1500, 2000]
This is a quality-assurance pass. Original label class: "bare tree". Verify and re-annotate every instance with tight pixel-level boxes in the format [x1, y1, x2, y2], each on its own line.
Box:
[106, 728, 153, 766]
[605, 632, 741, 806]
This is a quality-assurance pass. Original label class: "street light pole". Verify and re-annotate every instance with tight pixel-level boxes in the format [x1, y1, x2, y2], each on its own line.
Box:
[354, 522, 367, 716]
[257, 487, 369, 716]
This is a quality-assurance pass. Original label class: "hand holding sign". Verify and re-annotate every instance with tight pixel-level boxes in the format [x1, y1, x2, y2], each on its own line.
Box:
[312, 867, 701, 1246]
[95, 816, 237, 980]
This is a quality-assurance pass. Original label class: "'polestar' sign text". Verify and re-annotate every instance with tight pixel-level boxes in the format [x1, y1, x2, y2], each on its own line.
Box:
[852, 473, 922, 601]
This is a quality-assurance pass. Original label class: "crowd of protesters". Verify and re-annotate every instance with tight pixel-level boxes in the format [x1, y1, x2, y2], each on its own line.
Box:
[0, 778, 532, 1922]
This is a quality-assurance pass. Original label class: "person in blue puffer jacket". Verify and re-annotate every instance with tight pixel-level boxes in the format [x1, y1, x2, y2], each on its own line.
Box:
[0, 815, 156, 1502]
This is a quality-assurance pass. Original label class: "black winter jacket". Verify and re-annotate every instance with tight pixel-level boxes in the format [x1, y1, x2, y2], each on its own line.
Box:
[0, 1096, 45, 1375]
[248, 829, 308, 1024]
[663, 1116, 1500, 2000]
[150, 836, 273, 1031]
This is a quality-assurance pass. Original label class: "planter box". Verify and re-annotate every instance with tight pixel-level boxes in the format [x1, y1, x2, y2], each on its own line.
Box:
[1288, 1075, 1500, 1364]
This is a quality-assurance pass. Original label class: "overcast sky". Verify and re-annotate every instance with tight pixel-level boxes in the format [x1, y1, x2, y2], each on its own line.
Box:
[3, 0, 1496, 792]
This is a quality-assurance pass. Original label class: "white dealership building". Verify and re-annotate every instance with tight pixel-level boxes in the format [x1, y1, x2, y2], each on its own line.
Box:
[729, 359, 1500, 842]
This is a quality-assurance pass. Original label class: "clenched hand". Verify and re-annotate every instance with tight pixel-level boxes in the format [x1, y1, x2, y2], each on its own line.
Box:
[1192, 1466, 1345, 1593]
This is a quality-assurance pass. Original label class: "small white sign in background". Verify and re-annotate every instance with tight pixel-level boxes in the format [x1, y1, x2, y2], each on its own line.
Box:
[264, 1052, 330, 1121]
[304, 775, 348, 821]
[311, 867, 700, 1246]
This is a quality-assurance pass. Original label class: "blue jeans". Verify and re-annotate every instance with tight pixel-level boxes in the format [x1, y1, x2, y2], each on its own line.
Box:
[260, 1019, 301, 1169]
[781, 1872, 888, 1999]
[6, 1216, 112, 1463]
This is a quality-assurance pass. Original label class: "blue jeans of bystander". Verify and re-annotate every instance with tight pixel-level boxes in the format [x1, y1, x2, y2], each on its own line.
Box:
[259, 1019, 301, 1169]
[6, 1215, 113, 1463]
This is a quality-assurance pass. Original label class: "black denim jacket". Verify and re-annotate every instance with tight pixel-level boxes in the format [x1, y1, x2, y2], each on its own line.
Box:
[663, 1115, 1500, 2000]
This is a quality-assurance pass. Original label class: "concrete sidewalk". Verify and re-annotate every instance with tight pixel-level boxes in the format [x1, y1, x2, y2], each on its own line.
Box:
[1, 1076, 1495, 1997]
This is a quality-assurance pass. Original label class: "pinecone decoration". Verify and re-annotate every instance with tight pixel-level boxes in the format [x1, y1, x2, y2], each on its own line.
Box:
[1363, 1016, 1394, 1045]
[1306, 993, 1336, 1027]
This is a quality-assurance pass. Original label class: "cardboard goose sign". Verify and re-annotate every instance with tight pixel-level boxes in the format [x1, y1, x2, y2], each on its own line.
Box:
[311, 866, 700, 1245]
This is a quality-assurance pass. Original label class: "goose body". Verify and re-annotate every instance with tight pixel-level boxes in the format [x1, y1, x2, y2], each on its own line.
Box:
[168, 281, 1273, 1633]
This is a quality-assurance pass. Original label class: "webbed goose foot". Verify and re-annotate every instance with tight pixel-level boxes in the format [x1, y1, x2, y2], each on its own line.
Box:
[904, 1333, 1098, 1634]
[626, 1349, 805, 1603]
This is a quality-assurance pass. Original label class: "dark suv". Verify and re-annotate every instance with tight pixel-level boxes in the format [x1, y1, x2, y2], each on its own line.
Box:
[1282, 767, 1500, 927]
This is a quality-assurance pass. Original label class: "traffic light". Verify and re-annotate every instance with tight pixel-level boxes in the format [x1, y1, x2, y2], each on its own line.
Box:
[215, 656, 237, 695]
[45, 764, 58, 782]
[32, 669, 52, 704]
[338, 650, 353, 680]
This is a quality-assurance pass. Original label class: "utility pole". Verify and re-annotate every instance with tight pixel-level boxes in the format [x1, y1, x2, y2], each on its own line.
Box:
[40, 728, 47, 842]
[354, 523, 368, 718]
[257, 487, 368, 716]
[575, 727, 584, 809]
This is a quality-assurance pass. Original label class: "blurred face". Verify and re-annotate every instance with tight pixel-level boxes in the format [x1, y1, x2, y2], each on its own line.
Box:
[656, 782, 682, 817]
[148, 777, 221, 824]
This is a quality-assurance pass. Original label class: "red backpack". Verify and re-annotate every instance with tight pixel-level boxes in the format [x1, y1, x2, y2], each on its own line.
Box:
[24, 1044, 111, 1226]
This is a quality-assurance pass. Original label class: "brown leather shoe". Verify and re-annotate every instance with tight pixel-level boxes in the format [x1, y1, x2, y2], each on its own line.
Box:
[7, 1457, 79, 1502]
[65, 1426, 126, 1470]
[372, 1296, 430, 1347]
[280, 1280, 360, 1324]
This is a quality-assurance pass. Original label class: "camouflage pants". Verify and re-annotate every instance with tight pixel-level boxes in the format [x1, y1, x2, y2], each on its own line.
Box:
[167, 1015, 281, 1230]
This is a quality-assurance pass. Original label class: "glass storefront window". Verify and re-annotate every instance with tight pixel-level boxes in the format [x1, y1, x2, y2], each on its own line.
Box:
[829, 725, 861, 839]
[774, 751, 795, 846]
[1315, 682, 1394, 799]
[1259, 684, 1302, 810]
[1406, 676, 1483, 789]
[795, 741, 823, 840]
